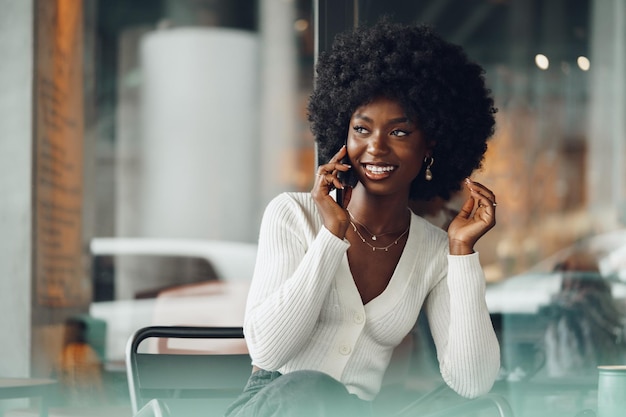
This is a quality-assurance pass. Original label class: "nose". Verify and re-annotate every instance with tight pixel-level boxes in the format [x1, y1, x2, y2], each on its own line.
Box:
[367, 130, 389, 155]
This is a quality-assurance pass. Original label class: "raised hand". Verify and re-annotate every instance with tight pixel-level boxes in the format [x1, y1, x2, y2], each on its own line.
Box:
[447, 178, 497, 255]
[311, 145, 353, 238]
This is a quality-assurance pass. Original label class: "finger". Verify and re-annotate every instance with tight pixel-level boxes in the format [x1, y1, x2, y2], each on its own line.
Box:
[457, 197, 475, 219]
[473, 192, 497, 212]
[328, 144, 348, 164]
[466, 178, 493, 193]
[331, 175, 344, 190]
[465, 178, 497, 208]
[315, 172, 336, 188]
[315, 146, 352, 194]
[318, 157, 352, 179]
[316, 167, 350, 191]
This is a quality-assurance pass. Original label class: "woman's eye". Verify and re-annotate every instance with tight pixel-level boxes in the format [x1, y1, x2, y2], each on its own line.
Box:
[391, 129, 409, 137]
[353, 125, 368, 134]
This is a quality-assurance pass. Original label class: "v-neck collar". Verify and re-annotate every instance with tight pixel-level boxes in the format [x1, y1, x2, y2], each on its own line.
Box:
[336, 212, 420, 317]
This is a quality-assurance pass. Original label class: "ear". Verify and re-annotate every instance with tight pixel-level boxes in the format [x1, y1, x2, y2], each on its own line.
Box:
[424, 141, 436, 158]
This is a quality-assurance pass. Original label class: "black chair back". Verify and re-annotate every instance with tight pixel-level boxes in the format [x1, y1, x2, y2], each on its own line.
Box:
[126, 326, 251, 417]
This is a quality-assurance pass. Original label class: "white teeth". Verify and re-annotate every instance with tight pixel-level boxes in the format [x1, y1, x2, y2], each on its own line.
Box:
[366, 165, 395, 174]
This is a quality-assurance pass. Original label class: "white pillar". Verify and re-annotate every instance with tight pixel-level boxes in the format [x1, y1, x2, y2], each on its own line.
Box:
[258, 0, 298, 210]
[116, 27, 151, 238]
[588, 0, 626, 227]
[0, 0, 34, 380]
[138, 28, 260, 241]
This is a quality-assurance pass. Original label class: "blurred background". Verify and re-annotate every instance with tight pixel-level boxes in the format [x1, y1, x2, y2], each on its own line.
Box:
[91, 0, 624, 281]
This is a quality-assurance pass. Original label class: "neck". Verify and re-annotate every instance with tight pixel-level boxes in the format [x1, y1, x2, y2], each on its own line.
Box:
[346, 187, 411, 234]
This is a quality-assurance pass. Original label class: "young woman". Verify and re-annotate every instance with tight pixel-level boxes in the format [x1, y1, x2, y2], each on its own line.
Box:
[226, 20, 500, 417]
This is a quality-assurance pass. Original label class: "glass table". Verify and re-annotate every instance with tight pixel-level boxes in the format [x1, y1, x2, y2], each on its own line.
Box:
[0, 378, 56, 417]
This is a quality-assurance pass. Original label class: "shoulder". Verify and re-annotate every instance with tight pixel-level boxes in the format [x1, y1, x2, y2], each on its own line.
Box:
[411, 212, 449, 248]
[262, 192, 320, 228]
[258, 193, 325, 249]
[264, 192, 316, 215]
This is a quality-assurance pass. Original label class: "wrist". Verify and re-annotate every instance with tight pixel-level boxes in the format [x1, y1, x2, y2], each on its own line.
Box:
[449, 240, 474, 256]
[327, 220, 349, 239]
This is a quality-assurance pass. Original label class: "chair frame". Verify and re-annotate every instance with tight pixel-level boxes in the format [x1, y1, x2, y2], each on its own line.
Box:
[127, 325, 514, 417]
[125, 326, 250, 416]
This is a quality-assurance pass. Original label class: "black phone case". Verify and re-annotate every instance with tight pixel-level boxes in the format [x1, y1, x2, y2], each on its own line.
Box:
[336, 155, 358, 208]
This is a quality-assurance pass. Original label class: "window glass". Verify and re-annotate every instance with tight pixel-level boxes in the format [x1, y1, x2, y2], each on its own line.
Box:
[83, 0, 315, 407]
[55, 0, 624, 412]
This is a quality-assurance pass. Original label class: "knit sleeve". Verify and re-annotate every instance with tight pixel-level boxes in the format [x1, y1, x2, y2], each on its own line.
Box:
[424, 252, 500, 398]
[243, 193, 350, 370]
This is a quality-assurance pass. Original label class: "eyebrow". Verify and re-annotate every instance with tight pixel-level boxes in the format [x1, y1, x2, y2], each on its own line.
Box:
[353, 114, 412, 125]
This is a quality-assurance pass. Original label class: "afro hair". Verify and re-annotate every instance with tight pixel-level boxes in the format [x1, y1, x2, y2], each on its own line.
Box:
[308, 20, 496, 201]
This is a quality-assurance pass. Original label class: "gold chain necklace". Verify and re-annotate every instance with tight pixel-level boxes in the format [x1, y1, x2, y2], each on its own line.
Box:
[347, 209, 404, 241]
[349, 220, 410, 251]
[347, 209, 411, 252]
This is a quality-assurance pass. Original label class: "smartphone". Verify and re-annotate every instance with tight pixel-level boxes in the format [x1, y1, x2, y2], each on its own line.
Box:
[336, 153, 358, 208]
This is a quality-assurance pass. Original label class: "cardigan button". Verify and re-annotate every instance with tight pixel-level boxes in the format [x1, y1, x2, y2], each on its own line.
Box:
[353, 312, 364, 324]
[339, 344, 351, 355]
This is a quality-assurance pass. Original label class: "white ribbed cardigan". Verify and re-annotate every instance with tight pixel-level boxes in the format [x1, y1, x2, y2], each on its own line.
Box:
[244, 192, 500, 401]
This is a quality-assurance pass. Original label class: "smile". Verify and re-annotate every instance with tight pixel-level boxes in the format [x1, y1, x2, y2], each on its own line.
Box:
[365, 164, 396, 174]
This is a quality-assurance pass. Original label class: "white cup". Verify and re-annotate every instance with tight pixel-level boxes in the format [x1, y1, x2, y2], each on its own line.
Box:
[597, 365, 626, 417]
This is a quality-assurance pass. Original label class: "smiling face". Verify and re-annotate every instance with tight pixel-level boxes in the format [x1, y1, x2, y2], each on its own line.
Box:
[346, 96, 432, 199]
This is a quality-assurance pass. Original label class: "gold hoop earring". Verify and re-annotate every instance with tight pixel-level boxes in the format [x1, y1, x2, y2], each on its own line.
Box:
[424, 156, 434, 181]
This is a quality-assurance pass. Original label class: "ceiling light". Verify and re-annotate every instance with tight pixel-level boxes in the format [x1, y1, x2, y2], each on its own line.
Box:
[535, 54, 549, 70]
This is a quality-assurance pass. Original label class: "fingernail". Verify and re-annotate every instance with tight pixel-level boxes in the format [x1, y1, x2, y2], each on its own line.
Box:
[465, 177, 471, 184]
[344, 164, 352, 168]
